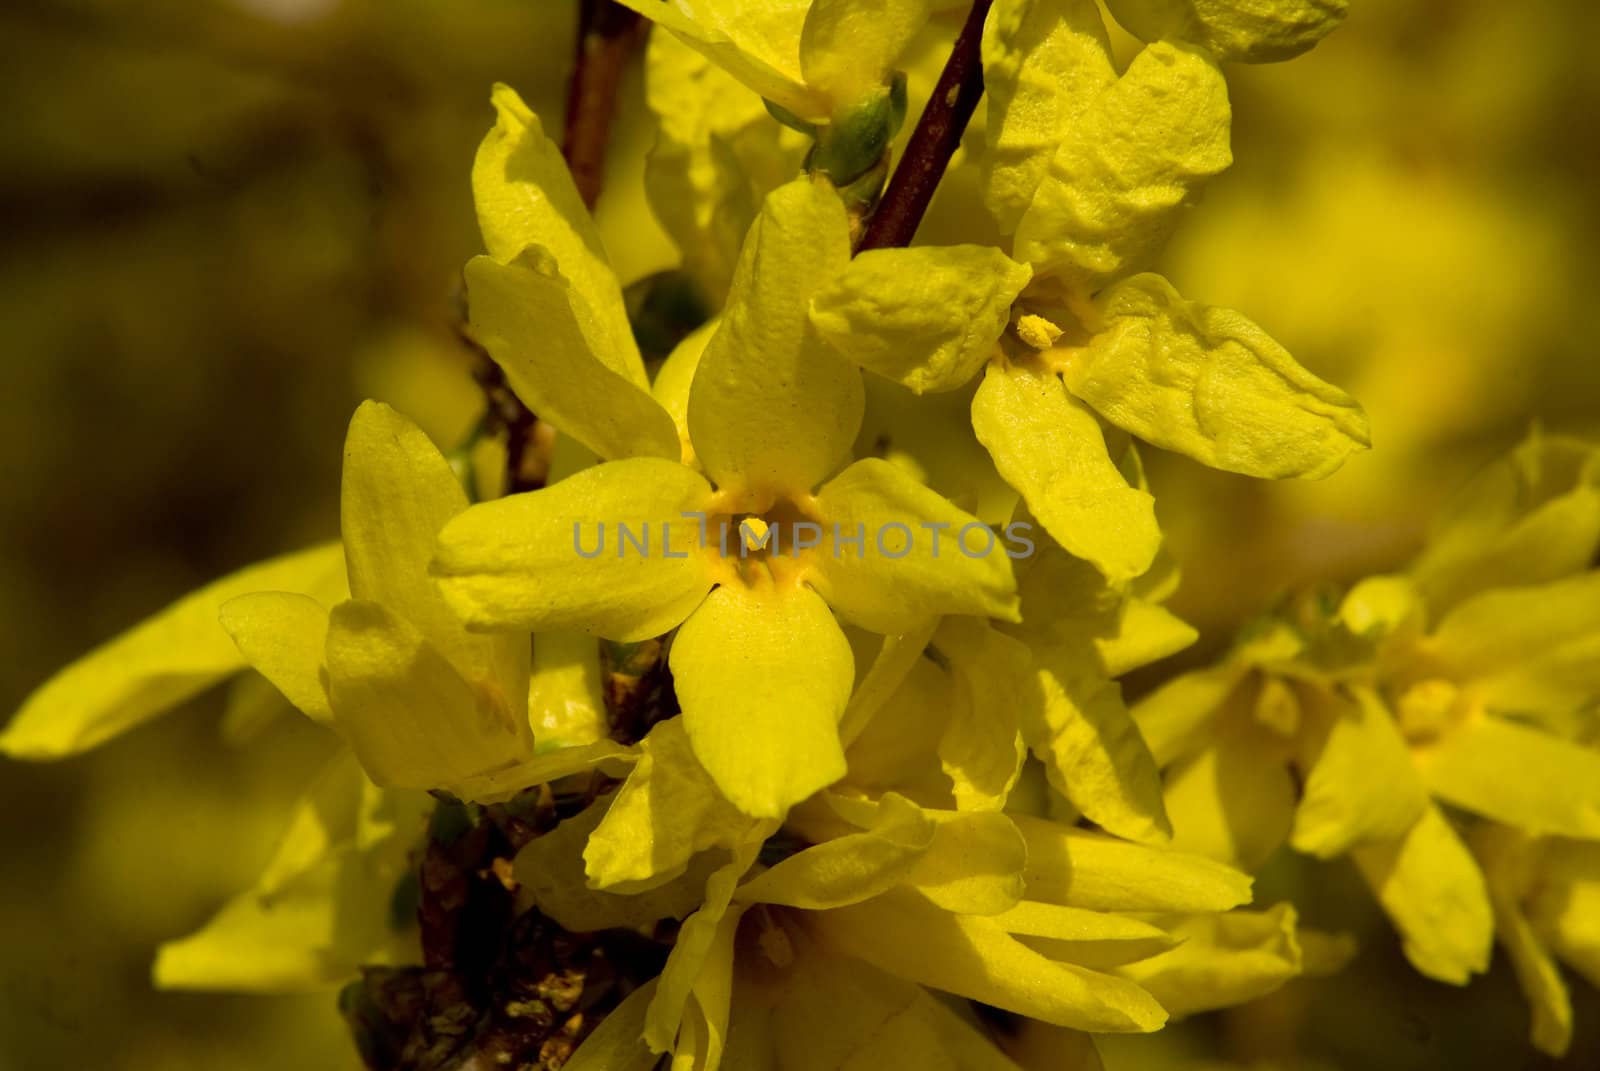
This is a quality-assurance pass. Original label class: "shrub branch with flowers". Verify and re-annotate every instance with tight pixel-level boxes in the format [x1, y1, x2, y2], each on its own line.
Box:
[6, 0, 1599, 1067]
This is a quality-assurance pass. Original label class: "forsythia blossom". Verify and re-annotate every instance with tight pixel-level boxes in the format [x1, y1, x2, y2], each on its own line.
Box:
[6, 2, 1591, 1069]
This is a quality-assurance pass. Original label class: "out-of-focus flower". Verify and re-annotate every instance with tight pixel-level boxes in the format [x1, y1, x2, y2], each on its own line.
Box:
[1134, 431, 1600, 1054]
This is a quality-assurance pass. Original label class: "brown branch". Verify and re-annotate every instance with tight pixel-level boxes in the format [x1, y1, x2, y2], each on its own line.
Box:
[561, 0, 644, 210]
[856, 0, 993, 252]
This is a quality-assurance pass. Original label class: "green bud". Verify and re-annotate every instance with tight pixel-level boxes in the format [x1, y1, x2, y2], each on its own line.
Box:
[808, 71, 908, 187]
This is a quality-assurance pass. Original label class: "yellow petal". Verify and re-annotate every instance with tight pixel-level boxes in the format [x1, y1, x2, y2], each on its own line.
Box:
[517, 796, 722, 933]
[1104, 0, 1348, 63]
[809, 246, 1031, 394]
[809, 457, 1021, 634]
[1094, 597, 1198, 679]
[1116, 904, 1303, 1018]
[585, 719, 761, 890]
[644, 30, 799, 305]
[646, 845, 760, 1053]
[1411, 429, 1600, 614]
[1291, 685, 1427, 858]
[566, 978, 662, 1071]
[473, 84, 644, 385]
[686, 177, 860, 499]
[671, 583, 854, 818]
[1009, 553, 1171, 844]
[1473, 825, 1574, 1056]
[839, 617, 940, 749]
[433, 458, 715, 641]
[738, 793, 936, 910]
[323, 600, 532, 789]
[1067, 274, 1370, 479]
[1527, 840, 1600, 992]
[341, 401, 528, 708]
[2, 542, 344, 759]
[905, 811, 1029, 916]
[1418, 715, 1600, 840]
[450, 739, 637, 804]
[840, 651, 957, 805]
[529, 631, 608, 748]
[995, 900, 1177, 970]
[799, 0, 929, 108]
[1022, 638, 1171, 845]
[615, 0, 822, 121]
[1423, 571, 1600, 722]
[653, 320, 718, 466]
[1130, 663, 1244, 768]
[971, 361, 1159, 582]
[814, 887, 1168, 1032]
[155, 760, 428, 991]
[465, 253, 681, 462]
[937, 617, 1029, 811]
[1013, 813, 1253, 913]
[1013, 43, 1230, 289]
[1350, 805, 1492, 985]
[218, 592, 333, 726]
[981, 0, 1117, 232]
[1164, 720, 1297, 872]
[771, 941, 1024, 1070]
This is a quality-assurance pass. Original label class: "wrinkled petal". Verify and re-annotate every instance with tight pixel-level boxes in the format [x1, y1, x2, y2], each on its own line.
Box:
[1066, 274, 1370, 479]
[671, 583, 854, 818]
[971, 361, 1159, 582]
[810, 457, 1020, 634]
[465, 252, 681, 461]
[809, 246, 1031, 394]
[687, 177, 860, 499]
[1116, 904, 1303, 1018]
[1013, 43, 1230, 289]
[3, 542, 344, 759]
[1474, 825, 1574, 1056]
[473, 84, 644, 383]
[433, 458, 715, 640]
[1351, 805, 1492, 985]
[904, 810, 1029, 916]
[324, 600, 532, 789]
[980, 0, 1116, 232]
[1104, 0, 1347, 63]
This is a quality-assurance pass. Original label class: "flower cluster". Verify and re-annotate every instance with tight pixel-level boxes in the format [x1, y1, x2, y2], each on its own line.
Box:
[7, 0, 1593, 1067]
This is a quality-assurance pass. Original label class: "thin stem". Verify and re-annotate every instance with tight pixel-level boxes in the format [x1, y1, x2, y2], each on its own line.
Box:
[856, 0, 993, 251]
[562, 0, 644, 210]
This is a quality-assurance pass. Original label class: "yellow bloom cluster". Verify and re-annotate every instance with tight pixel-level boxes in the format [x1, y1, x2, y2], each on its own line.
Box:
[8, 1, 1589, 1067]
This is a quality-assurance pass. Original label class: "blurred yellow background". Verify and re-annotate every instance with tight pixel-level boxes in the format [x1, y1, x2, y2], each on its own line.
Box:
[1, 1, 1596, 1068]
